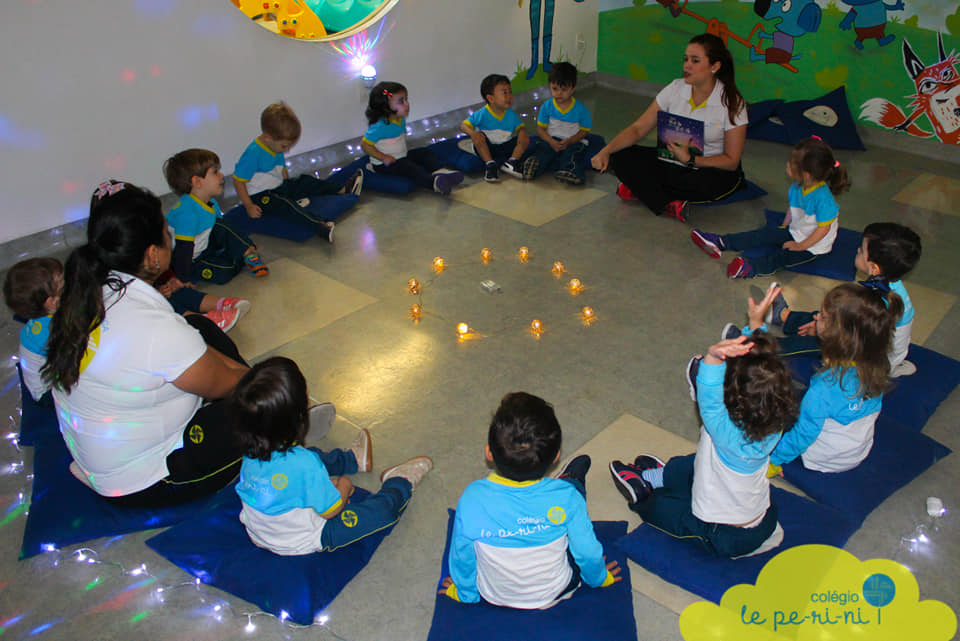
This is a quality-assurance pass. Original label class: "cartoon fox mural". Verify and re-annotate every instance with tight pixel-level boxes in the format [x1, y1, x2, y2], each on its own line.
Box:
[860, 33, 960, 146]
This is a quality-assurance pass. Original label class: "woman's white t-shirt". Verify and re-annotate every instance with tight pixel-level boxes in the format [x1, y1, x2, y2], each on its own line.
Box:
[655, 78, 748, 158]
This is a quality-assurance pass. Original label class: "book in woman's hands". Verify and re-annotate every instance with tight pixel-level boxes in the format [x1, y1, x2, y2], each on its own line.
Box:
[657, 111, 704, 167]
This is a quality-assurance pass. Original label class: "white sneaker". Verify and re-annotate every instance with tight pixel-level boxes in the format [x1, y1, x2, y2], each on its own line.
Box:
[350, 428, 373, 473]
[890, 360, 917, 377]
[380, 456, 433, 489]
[308, 403, 336, 440]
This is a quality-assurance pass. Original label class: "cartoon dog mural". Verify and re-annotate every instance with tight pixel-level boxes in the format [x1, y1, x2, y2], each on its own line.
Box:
[750, 0, 821, 65]
[838, 0, 904, 50]
[860, 33, 960, 145]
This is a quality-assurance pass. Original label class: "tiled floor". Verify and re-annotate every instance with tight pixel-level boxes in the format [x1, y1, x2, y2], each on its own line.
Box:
[1, 86, 958, 641]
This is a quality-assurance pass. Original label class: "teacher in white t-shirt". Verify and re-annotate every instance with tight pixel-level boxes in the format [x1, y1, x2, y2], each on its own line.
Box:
[43, 181, 249, 508]
[591, 33, 748, 222]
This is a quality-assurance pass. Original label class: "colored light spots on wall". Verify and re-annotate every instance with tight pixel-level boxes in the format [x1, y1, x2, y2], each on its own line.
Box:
[178, 104, 220, 130]
[103, 155, 127, 172]
[0, 114, 46, 150]
[120, 68, 136, 83]
[62, 205, 87, 224]
[134, 0, 176, 19]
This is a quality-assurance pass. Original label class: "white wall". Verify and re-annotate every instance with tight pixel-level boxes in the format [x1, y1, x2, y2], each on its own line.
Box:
[1, 0, 598, 244]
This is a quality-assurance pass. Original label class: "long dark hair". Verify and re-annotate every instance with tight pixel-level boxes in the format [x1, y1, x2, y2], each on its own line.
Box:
[791, 138, 850, 196]
[42, 181, 166, 392]
[689, 33, 745, 126]
[230, 357, 310, 461]
[365, 81, 407, 125]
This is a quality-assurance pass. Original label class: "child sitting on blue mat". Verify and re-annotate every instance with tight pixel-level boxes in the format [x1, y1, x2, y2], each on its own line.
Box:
[439, 392, 621, 609]
[460, 73, 531, 183]
[3, 257, 63, 404]
[691, 137, 849, 279]
[232, 357, 432, 556]
[233, 102, 363, 244]
[611, 288, 799, 558]
[523, 62, 593, 185]
[767, 222, 922, 378]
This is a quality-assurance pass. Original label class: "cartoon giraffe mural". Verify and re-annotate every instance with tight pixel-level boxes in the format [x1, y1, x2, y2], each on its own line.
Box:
[523, 0, 585, 80]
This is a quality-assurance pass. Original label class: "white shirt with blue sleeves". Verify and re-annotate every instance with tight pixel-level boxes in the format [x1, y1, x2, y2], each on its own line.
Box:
[787, 182, 839, 255]
[537, 98, 592, 140]
[19, 316, 51, 401]
[771, 368, 881, 472]
[236, 446, 343, 555]
[463, 105, 523, 145]
[167, 194, 221, 259]
[889, 280, 913, 370]
[233, 138, 285, 195]
[449, 474, 609, 608]
[363, 117, 408, 165]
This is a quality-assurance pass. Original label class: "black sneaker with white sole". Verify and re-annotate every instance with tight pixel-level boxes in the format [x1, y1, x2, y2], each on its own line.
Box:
[686, 355, 702, 402]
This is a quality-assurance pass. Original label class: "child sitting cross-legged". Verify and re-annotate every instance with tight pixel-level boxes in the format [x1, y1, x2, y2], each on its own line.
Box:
[611, 288, 799, 558]
[439, 392, 621, 609]
[232, 357, 432, 555]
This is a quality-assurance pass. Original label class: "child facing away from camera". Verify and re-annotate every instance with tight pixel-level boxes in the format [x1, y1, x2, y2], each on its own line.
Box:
[439, 392, 621, 609]
[233, 102, 364, 244]
[460, 73, 531, 183]
[766, 222, 922, 378]
[611, 288, 799, 558]
[361, 81, 465, 195]
[691, 137, 850, 279]
[3, 257, 63, 404]
[232, 357, 433, 555]
[523, 62, 593, 185]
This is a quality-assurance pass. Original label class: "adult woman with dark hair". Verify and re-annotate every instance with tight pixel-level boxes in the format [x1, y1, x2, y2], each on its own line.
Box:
[591, 33, 748, 221]
[43, 181, 249, 507]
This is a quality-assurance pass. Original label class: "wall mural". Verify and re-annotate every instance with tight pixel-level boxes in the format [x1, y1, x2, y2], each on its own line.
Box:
[230, 0, 399, 41]
[524, 0, 586, 80]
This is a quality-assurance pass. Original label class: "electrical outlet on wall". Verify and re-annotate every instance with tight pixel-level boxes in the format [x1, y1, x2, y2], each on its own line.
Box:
[575, 33, 585, 51]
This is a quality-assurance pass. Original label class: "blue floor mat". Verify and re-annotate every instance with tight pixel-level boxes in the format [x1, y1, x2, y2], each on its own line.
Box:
[427, 510, 637, 641]
[693, 180, 768, 207]
[616, 487, 859, 604]
[147, 487, 395, 626]
[741, 210, 860, 281]
[15, 364, 58, 447]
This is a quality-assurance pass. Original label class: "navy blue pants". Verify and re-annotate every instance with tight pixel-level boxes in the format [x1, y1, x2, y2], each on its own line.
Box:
[531, 137, 588, 182]
[374, 147, 444, 190]
[189, 220, 254, 285]
[254, 175, 343, 228]
[721, 226, 816, 277]
[778, 309, 821, 359]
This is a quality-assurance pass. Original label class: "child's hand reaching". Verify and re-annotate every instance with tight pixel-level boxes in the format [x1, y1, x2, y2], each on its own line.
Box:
[748, 284, 781, 329]
[782, 240, 802, 251]
[705, 335, 754, 365]
[244, 203, 263, 219]
[381, 154, 397, 166]
[798, 317, 818, 336]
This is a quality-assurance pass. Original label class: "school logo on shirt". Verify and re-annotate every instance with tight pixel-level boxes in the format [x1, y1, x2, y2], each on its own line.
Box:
[547, 506, 566, 524]
[271, 473, 288, 490]
[201, 268, 213, 280]
[340, 510, 358, 527]
[260, 195, 270, 204]
[31, 321, 43, 335]
[188, 424, 204, 444]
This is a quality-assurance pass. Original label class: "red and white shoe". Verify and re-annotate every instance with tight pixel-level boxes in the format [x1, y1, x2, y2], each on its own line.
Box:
[616, 183, 638, 200]
[203, 308, 240, 332]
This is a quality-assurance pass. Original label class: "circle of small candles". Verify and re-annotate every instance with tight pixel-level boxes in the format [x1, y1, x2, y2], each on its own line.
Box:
[480, 248, 492, 263]
[530, 319, 543, 335]
[433, 256, 445, 272]
[552, 261, 565, 276]
[457, 322, 470, 337]
[410, 304, 422, 319]
[407, 278, 420, 295]
[568, 278, 582, 293]
[517, 246, 530, 262]
[581, 306, 594, 320]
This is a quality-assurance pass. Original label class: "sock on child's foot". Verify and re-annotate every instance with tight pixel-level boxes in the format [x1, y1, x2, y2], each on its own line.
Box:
[641, 467, 664, 489]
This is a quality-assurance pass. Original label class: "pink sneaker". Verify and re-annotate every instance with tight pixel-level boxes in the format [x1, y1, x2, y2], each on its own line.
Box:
[203, 308, 240, 332]
[664, 200, 688, 222]
[217, 297, 251, 319]
[726, 257, 754, 279]
[616, 183, 638, 200]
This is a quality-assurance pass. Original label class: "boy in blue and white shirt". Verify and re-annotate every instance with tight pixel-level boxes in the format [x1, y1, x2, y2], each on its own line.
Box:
[439, 392, 620, 609]
[523, 62, 593, 185]
[460, 74, 531, 182]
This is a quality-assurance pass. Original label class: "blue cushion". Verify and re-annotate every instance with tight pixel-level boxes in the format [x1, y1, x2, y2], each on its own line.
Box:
[427, 510, 637, 641]
[782, 414, 951, 524]
[788, 344, 960, 432]
[615, 487, 859, 604]
[693, 180, 768, 207]
[21, 431, 223, 559]
[222, 193, 358, 242]
[329, 157, 417, 195]
[740, 209, 859, 281]
[747, 86, 866, 151]
[146, 487, 395, 626]
[15, 363, 58, 447]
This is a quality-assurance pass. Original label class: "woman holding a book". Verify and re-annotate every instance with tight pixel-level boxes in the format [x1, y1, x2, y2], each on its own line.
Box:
[591, 33, 747, 222]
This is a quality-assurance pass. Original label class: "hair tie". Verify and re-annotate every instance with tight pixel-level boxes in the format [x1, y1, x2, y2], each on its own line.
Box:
[834, 160, 840, 168]
[810, 135, 822, 141]
[94, 181, 125, 199]
[859, 276, 891, 307]
[382, 89, 393, 98]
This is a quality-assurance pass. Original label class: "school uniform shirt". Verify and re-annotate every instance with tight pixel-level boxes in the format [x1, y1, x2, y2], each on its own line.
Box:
[363, 117, 408, 165]
[167, 194, 222, 259]
[693, 361, 780, 525]
[770, 367, 882, 472]
[449, 474, 612, 609]
[52, 273, 206, 496]
[786, 182, 839, 255]
[889, 280, 914, 370]
[463, 105, 524, 144]
[19, 316, 51, 402]
[236, 447, 343, 555]
[233, 137, 286, 195]
[536, 98, 592, 140]
[655, 78, 748, 158]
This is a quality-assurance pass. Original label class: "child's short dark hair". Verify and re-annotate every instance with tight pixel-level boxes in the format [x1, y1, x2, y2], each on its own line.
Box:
[365, 81, 407, 125]
[261, 102, 301, 142]
[488, 392, 562, 482]
[723, 331, 799, 441]
[162, 149, 220, 196]
[548, 62, 578, 88]
[230, 357, 310, 461]
[3, 257, 64, 319]
[862, 223, 922, 282]
[480, 74, 510, 102]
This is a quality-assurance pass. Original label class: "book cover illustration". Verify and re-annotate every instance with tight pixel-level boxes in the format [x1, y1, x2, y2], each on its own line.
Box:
[657, 111, 705, 167]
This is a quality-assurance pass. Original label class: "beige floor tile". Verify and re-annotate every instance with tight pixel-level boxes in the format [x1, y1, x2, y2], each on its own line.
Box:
[451, 179, 607, 226]
[892, 174, 960, 216]
[197, 257, 377, 359]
